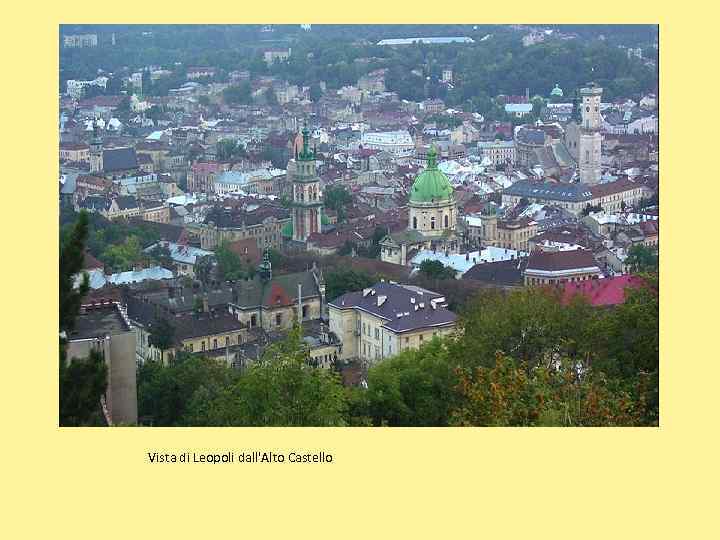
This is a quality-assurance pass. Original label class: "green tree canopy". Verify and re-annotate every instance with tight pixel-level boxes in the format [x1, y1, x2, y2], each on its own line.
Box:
[222, 82, 252, 105]
[418, 259, 457, 280]
[625, 244, 659, 274]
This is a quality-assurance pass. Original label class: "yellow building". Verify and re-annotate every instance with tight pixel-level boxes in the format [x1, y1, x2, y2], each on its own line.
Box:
[329, 282, 457, 364]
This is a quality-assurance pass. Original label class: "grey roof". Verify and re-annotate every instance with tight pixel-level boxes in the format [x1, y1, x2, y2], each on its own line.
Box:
[504, 180, 593, 203]
[463, 258, 526, 286]
[516, 128, 546, 146]
[330, 282, 456, 334]
[144, 241, 213, 265]
[103, 147, 138, 172]
[69, 304, 131, 341]
[60, 172, 79, 195]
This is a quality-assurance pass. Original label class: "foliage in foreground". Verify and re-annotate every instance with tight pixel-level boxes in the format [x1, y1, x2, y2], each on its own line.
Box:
[136, 277, 658, 427]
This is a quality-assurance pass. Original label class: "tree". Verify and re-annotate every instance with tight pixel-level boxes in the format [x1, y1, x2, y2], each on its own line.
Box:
[309, 82, 323, 102]
[325, 267, 376, 301]
[450, 353, 643, 427]
[338, 240, 356, 257]
[264, 87, 278, 107]
[184, 326, 347, 426]
[418, 259, 457, 280]
[148, 317, 177, 361]
[141, 69, 152, 97]
[349, 338, 460, 426]
[194, 254, 215, 286]
[215, 242, 245, 281]
[59, 210, 108, 426]
[147, 243, 174, 269]
[267, 248, 285, 270]
[216, 139, 246, 162]
[625, 244, 658, 274]
[60, 349, 108, 426]
[137, 354, 239, 426]
[101, 235, 143, 272]
[449, 287, 597, 371]
[60, 210, 90, 334]
[222, 82, 252, 105]
[324, 184, 352, 221]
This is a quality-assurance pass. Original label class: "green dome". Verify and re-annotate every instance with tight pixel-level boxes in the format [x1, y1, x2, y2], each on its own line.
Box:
[409, 146, 453, 204]
[551, 84, 563, 97]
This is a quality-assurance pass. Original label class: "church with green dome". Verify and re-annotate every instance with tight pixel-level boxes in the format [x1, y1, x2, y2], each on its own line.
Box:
[380, 146, 460, 266]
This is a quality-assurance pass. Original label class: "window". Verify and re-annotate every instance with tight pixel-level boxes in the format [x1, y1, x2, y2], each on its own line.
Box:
[405, 337, 409, 345]
[276, 313, 282, 326]
[250, 314, 257, 327]
[225, 336, 230, 346]
[419, 334, 424, 342]
[213, 338, 217, 349]
[363, 322, 367, 335]
[374, 328, 379, 340]
[188, 343, 193, 352]
[412, 216, 417, 229]
[444, 215, 449, 228]
[431, 216, 436, 230]
[201, 341, 206, 352]
[302, 305, 309, 319]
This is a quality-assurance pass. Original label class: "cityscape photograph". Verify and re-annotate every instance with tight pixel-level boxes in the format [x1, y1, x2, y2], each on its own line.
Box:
[58, 24, 659, 427]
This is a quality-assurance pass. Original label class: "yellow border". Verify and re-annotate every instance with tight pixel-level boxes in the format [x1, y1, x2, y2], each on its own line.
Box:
[3, 3, 717, 538]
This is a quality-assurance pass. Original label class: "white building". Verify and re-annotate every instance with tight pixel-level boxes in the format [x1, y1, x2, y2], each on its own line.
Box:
[63, 34, 98, 48]
[505, 103, 533, 118]
[66, 76, 109, 99]
[477, 140, 516, 166]
[361, 130, 415, 158]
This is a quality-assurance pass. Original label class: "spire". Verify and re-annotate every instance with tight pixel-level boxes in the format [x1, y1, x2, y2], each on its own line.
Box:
[298, 120, 313, 161]
[259, 248, 272, 281]
[426, 145, 438, 170]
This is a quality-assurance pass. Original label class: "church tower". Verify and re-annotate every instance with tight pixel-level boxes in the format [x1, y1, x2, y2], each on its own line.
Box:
[89, 119, 103, 173]
[578, 83, 603, 184]
[291, 124, 323, 243]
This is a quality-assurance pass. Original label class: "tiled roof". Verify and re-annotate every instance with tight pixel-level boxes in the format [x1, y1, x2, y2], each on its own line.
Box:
[526, 249, 600, 272]
[562, 275, 646, 307]
[103, 147, 138, 172]
[503, 180, 593, 203]
[589, 178, 638, 198]
[330, 282, 456, 334]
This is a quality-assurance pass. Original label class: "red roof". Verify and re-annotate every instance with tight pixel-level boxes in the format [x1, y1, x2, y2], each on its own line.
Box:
[562, 275, 645, 307]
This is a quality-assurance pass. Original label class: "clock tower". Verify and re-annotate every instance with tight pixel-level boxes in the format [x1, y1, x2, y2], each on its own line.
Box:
[291, 124, 323, 243]
[578, 83, 603, 184]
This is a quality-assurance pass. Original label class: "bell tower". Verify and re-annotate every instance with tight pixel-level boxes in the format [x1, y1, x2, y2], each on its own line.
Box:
[291, 123, 323, 242]
[89, 119, 104, 173]
[578, 82, 603, 184]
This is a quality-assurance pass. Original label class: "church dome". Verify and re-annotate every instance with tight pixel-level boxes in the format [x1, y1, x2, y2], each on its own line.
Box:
[409, 146, 453, 204]
[551, 84, 564, 97]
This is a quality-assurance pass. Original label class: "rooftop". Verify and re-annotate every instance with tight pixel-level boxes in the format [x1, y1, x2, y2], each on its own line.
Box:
[330, 282, 456, 334]
[69, 303, 131, 340]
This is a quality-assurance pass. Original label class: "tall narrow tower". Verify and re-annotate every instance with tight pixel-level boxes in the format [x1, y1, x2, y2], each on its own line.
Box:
[291, 124, 323, 243]
[578, 83, 603, 184]
[89, 119, 103, 173]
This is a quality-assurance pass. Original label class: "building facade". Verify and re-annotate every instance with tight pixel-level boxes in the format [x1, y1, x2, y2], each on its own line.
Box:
[329, 282, 457, 364]
[380, 146, 459, 266]
[291, 126, 323, 243]
[578, 83, 603, 184]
